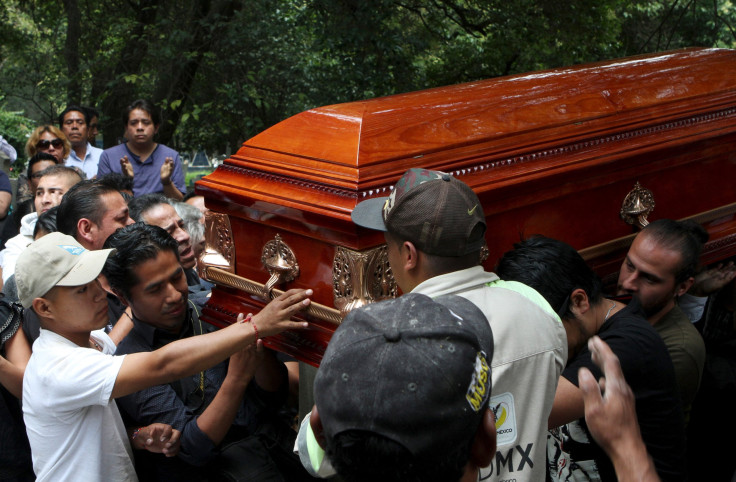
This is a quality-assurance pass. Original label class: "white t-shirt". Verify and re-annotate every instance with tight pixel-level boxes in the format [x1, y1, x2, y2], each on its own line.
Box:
[1, 211, 37, 282]
[23, 329, 136, 481]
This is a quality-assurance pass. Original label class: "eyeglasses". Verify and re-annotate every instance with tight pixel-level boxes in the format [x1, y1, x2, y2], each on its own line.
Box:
[36, 139, 63, 149]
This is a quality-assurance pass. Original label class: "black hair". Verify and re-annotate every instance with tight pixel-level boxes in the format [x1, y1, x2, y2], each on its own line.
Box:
[496, 236, 603, 319]
[26, 152, 59, 179]
[327, 430, 470, 482]
[35, 165, 84, 184]
[98, 172, 134, 194]
[102, 223, 179, 299]
[56, 180, 119, 238]
[58, 105, 90, 127]
[122, 99, 160, 127]
[83, 106, 99, 120]
[33, 206, 59, 238]
[640, 219, 708, 284]
[128, 192, 171, 222]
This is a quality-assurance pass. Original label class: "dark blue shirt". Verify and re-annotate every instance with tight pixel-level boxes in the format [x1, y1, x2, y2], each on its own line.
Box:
[114, 304, 287, 470]
[98, 143, 185, 197]
[0, 171, 12, 194]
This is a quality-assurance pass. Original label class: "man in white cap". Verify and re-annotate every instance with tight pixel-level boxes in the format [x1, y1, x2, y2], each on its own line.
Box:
[16, 232, 313, 481]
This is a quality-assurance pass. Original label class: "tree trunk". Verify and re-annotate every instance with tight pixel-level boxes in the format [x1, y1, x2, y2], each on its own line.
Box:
[62, 0, 82, 104]
[98, 0, 162, 148]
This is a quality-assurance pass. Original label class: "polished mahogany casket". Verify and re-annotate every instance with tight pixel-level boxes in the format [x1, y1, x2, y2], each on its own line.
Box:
[196, 47, 736, 366]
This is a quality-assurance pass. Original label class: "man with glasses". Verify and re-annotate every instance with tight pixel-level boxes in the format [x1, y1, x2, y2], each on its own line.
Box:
[59, 105, 102, 179]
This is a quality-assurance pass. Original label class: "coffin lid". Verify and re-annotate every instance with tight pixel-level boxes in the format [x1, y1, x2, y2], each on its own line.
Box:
[230, 47, 736, 198]
[198, 47, 736, 366]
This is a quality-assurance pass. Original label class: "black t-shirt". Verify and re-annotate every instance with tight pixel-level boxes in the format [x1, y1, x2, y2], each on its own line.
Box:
[549, 298, 686, 481]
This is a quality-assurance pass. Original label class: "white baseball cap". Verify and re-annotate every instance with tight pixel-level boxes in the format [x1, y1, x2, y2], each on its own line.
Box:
[16, 232, 114, 308]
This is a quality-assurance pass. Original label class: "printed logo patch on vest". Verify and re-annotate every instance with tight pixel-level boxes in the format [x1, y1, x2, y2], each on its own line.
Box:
[465, 351, 491, 412]
[491, 392, 518, 446]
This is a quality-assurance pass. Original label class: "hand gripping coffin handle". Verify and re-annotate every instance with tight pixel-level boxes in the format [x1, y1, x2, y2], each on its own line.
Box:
[205, 266, 342, 325]
[260, 234, 300, 299]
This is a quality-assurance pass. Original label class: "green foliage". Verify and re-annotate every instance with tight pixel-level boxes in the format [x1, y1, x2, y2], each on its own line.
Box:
[0, 97, 36, 160]
[0, 0, 734, 155]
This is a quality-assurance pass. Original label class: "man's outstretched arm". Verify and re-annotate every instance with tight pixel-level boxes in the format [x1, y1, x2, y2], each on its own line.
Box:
[112, 288, 311, 399]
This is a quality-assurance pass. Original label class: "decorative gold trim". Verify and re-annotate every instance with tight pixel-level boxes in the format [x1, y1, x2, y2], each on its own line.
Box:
[260, 234, 300, 299]
[333, 245, 397, 317]
[206, 267, 342, 325]
[620, 182, 655, 229]
[200, 212, 235, 280]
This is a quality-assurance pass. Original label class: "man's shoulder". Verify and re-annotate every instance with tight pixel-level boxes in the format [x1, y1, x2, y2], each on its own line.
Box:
[26, 330, 121, 386]
[657, 305, 698, 332]
[153, 143, 181, 160]
[0, 171, 11, 193]
[655, 306, 706, 358]
[594, 308, 677, 381]
[100, 144, 127, 163]
[600, 306, 664, 350]
[413, 266, 498, 295]
[2, 232, 32, 254]
[87, 144, 103, 160]
[102, 143, 127, 154]
[115, 321, 155, 355]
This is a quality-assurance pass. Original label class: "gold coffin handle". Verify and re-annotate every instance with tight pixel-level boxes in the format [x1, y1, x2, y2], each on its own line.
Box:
[620, 181, 655, 229]
[261, 234, 300, 299]
[206, 267, 342, 326]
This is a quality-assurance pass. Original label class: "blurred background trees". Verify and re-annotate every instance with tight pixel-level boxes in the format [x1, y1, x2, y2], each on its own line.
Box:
[1, 0, 734, 157]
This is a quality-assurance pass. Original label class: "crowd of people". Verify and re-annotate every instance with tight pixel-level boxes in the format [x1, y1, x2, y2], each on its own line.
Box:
[0, 102, 734, 482]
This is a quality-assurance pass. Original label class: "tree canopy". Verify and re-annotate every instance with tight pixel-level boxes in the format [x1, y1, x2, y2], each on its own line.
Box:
[1, 0, 734, 157]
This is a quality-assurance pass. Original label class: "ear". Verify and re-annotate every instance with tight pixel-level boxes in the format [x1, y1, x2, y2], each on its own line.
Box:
[676, 276, 694, 297]
[32, 297, 54, 320]
[309, 405, 327, 449]
[569, 288, 591, 317]
[402, 241, 419, 272]
[77, 218, 96, 245]
[111, 288, 130, 307]
[469, 408, 496, 467]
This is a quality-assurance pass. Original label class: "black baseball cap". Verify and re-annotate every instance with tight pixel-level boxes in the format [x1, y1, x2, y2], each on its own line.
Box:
[314, 293, 493, 460]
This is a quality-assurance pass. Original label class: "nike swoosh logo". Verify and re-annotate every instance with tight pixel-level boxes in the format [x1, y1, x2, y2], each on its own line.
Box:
[468, 204, 478, 215]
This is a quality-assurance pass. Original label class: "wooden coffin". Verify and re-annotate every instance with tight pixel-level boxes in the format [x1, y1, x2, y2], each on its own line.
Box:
[196, 47, 736, 366]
